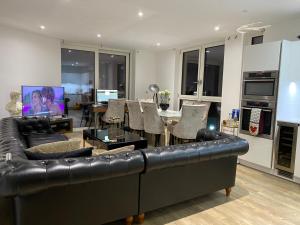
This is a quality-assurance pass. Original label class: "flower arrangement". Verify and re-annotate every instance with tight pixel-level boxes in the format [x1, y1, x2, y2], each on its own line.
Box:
[159, 90, 171, 104]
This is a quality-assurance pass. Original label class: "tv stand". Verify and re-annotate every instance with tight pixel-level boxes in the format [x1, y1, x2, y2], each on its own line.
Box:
[49, 117, 73, 133]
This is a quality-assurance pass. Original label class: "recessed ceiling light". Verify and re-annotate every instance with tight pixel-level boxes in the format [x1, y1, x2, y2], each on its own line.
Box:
[214, 26, 220, 31]
[97, 34, 102, 38]
[156, 42, 161, 46]
[40, 25, 45, 30]
[75, 62, 79, 65]
[68, 50, 72, 53]
[138, 11, 144, 17]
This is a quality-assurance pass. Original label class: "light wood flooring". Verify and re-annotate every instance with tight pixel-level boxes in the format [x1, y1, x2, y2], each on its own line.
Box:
[108, 165, 300, 225]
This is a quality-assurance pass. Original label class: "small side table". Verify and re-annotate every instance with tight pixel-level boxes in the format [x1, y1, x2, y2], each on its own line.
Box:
[221, 120, 239, 136]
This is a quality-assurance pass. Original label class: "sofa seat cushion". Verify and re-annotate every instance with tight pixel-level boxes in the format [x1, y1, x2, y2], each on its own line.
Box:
[25, 147, 93, 160]
[27, 139, 81, 154]
[93, 145, 135, 156]
[28, 133, 68, 148]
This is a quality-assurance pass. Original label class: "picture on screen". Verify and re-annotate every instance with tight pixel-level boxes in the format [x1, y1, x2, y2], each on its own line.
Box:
[22, 86, 64, 116]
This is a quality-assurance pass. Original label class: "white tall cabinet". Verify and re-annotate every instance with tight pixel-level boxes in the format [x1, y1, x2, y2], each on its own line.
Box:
[277, 40, 300, 180]
[221, 37, 300, 182]
[238, 41, 281, 170]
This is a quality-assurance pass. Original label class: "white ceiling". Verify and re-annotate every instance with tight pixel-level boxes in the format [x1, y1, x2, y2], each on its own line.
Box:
[0, 0, 299, 50]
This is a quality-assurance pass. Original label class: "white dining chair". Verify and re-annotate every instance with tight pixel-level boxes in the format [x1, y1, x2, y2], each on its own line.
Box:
[102, 99, 126, 128]
[168, 104, 209, 144]
[126, 100, 144, 136]
[141, 102, 164, 146]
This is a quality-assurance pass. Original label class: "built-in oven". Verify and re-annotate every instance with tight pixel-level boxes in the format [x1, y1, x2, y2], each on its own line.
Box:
[240, 100, 276, 139]
[242, 71, 279, 101]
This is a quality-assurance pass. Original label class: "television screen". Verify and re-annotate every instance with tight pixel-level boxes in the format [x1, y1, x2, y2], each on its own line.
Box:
[22, 86, 65, 117]
[96, 90, 118, 103]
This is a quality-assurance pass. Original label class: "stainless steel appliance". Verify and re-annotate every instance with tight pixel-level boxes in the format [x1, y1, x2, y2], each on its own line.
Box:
[274, 121, 298, 175]
[242, 71, 279, 101]
[240, 100, 276, 139]
[240, 70, 279, 139]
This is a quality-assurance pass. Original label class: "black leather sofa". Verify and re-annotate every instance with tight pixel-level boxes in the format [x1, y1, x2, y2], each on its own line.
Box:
[0, 117, 249, 225]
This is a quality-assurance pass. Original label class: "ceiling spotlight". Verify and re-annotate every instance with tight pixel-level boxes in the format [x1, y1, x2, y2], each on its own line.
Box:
[156, 42, 161, 46]
[97, 34, 102, 38]
[68, 49, 72, 53]
[71, 63, 74, 66]
[138, 11, 144, 17]
[206, 50, 210, 53]
[40, 25, 45, 30]
[214, 26, 220, 31]
[75, 62, 79, 65]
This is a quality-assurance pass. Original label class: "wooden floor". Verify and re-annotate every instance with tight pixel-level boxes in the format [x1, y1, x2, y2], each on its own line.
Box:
[108, 165, 300, 225]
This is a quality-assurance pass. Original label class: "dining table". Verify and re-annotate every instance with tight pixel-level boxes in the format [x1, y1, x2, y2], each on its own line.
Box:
[158, 109, 182, 146]
[92, 104, 182, 146]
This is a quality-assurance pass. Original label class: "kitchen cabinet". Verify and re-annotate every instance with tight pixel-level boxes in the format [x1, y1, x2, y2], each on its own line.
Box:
[243, 41, 281, 72]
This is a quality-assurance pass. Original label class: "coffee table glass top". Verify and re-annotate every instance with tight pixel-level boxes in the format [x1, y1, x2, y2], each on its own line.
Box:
[85, 128, 146, 144]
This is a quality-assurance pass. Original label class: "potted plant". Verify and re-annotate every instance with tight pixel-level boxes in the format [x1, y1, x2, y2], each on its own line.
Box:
[159, 90, 171, 111]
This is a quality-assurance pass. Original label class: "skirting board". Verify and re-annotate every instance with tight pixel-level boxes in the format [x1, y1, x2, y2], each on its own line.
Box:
[239, 159, 300, 184]
[239, 159, 274, 174]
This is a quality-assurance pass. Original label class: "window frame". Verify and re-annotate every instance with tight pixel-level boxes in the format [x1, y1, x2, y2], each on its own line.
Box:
[179, 41, 224, 103]
[98, 49, 130, 99]
[61, 43, 131, 99]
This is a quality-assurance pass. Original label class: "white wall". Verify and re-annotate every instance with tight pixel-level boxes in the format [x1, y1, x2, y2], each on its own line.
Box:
[221, 33, 244, 122]
[0, 25, 61, 118]
[156, 50, 176, 109]
[134, 50, 157, 100]
[264, 17, 300, 42]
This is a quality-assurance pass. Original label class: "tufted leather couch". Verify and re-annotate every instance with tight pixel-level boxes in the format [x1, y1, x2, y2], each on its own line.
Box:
[0, 117, 145, 225]
[0, 117, 248, 225]
[138, 129, 248, 219]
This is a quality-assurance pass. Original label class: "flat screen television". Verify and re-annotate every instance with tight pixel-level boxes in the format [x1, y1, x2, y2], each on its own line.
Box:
[96, 89, 118, 103]
[22, 86, 65, 117]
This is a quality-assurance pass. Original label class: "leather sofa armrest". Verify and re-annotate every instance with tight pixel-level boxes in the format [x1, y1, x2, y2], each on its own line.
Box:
[141, 135, 249, 173]
[0, 150, 144, 197]
[196, 129, 229, 142]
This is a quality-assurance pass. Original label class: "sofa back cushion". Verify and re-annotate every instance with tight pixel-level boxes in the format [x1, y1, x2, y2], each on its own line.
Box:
[16, 118, 53, 135]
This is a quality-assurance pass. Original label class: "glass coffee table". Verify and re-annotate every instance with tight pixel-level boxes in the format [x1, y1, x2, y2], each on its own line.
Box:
[83, 128, 148, 150]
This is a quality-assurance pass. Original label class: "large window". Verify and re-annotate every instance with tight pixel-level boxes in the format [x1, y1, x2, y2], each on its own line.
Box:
[181, 50, 199, 96]
[99, 53, 127, 98]
[203, 45, 224, 97]
[61, 48, 95, 108]
[179, 43, 225, 131]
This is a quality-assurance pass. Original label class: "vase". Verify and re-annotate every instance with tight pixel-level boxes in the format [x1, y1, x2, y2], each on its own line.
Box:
[160, 103, 169, 111]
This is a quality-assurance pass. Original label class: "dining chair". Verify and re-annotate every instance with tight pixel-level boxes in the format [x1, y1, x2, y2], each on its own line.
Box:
[126, 100, 144, 136]
[102, 99, 126, 128]
[80, 103, 93, 127]
[141, 102, 164, 147]
[168, 104, 209, 144]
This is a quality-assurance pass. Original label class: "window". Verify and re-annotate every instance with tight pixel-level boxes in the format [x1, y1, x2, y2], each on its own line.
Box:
[99, 53, 127, 98]
[179, 42, 225, 131]
[61, 48, 95, 107]
[203, 45, 224, 97]
[181, 50, 199, 96]
[251, 35, 264, 45]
